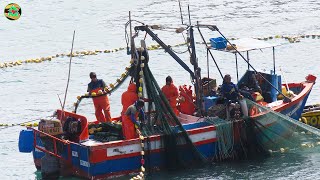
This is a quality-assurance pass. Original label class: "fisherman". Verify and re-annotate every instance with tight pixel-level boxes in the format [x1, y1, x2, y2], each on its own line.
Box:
[249, 73, 262, 94]
[122, 99, 145, 139]
[221, 74, 248, 118]
[87, 72, 111, 122]
[121, 82, 138, 116]
[221, 74, 243, 102]
[161, 76, 179, 115]
[178, 85, 195, 115]
[239, 73, 263, 101]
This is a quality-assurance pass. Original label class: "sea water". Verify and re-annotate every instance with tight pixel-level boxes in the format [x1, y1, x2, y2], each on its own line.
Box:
[0, 0, 319, 179]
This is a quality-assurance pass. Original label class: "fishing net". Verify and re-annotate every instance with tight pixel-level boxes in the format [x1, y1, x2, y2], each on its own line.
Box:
[141, 64, 207, 170]
[204, 117, 234, 160]
[245, 98, 320, 154]
[204, 112, 268, 161]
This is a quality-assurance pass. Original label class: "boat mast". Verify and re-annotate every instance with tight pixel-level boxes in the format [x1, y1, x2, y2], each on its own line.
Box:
[129, 11, 134, 60]
[187, 5, 203, 116]
[188, 26, 203, 115]
[273, 47, 276, 74]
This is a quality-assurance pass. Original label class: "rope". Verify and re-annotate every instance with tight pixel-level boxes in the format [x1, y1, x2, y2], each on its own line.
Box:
[0, 115, 56, 130]
[1, 33, 319, 69]
[0, 120, 39, 129]
[130, 128, 146, 180]
[73, 63, 132, 113]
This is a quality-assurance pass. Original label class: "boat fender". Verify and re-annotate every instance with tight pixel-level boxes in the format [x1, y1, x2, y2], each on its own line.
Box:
[18, 129, 34, 153]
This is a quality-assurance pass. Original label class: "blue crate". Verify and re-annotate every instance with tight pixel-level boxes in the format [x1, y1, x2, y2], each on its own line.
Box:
[203, 96, 218, 111]
[210, 37, 227, 49]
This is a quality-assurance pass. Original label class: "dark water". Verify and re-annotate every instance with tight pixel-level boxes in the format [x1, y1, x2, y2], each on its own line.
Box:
[0, 0, 320, 179]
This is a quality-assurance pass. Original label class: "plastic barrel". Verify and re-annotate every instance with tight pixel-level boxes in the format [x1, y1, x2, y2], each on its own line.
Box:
[18, 129, 34, 153]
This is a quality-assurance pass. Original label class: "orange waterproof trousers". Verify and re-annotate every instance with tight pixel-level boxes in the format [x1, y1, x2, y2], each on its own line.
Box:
[122, 115, 138, 139]
[91, 88, 111, 122]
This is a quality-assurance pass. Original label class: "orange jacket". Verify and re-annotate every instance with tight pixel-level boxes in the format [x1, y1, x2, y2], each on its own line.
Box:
[121, 83, 138, 115]
[161, 83, 179, 109]
[179, 85, 195, 115]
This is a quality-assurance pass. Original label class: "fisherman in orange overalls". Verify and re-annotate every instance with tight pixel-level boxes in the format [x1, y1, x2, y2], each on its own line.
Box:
[161, 76, 179, 115]
[178, 85, 195, 115]
[121, 83, 138, 116]
[122, 99, 145, 139]
[87, 72, 111, 122]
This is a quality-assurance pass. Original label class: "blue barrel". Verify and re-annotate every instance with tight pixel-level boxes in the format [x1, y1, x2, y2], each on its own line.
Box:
[18, 129, 34, 153]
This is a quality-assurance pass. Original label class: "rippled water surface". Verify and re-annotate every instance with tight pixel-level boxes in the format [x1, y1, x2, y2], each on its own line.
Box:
[0, 0, 320, 179]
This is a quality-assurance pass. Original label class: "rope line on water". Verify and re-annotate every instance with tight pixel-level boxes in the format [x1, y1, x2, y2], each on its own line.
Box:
[0, 63, 132, 129]
[0, 114, 55, 130]
[0, 115, 56, 129]
[1, 34, 319, 69]
[0, 121, 39, 128]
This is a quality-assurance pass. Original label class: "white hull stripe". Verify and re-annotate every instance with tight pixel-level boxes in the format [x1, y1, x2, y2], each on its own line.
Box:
[107, 130, 216, 157]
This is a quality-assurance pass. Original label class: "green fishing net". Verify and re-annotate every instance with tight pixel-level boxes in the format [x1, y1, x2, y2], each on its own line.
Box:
[245, 99, 320, 154]
[142, 64, 207, 169]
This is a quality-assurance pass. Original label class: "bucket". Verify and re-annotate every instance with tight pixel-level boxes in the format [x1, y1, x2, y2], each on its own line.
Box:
[18, 129, 34, 153]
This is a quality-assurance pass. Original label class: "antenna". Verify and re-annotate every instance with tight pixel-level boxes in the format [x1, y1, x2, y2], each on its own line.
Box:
[188, 5, 191, 25]
[129, 11, 133, 59]
[178, 0, 184, 25]
[62, 30, 76, 112]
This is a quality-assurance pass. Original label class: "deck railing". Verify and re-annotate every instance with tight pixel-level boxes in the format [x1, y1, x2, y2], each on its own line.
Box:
[31, 127, 71, 163]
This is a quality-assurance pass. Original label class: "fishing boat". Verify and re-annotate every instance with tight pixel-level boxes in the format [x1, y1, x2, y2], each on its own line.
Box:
[300, 104, 320, 129]
[18, 21, 317, 180]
